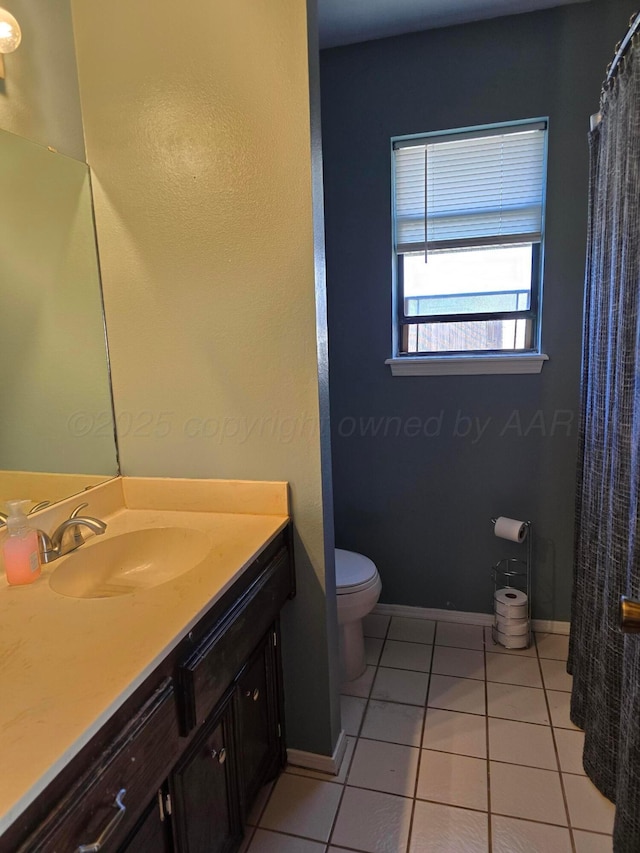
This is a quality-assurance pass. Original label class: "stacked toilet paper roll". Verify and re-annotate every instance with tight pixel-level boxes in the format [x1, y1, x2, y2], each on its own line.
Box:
[494, 587, 529, 649]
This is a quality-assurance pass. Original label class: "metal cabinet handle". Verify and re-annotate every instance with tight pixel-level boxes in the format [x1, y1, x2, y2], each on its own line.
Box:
[76, 788, 126, 852]
[245, 688, 260, 702]
[211, 746, 227, 764]
[620, 596, 640, 633]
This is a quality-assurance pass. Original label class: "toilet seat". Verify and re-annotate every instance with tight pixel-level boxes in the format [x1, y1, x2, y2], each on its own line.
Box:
[336, 548, 378, 594]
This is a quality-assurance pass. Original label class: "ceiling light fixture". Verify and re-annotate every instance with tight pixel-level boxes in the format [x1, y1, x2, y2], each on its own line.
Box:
[0, 8, 21, 80]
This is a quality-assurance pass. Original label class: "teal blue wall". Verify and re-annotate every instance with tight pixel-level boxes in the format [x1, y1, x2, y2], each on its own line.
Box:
[320, 0, 637, 621]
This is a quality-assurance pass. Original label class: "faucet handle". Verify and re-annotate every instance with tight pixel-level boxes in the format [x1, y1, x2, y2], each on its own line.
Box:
[70, 503, 89, 519]
[67, 504, 91, 548]
[37, 530, 56, 564]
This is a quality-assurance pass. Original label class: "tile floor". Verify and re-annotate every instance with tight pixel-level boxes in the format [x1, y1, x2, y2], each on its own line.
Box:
[240, 616, 615, 853]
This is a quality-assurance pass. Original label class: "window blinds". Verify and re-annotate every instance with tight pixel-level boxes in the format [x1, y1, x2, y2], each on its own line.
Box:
[393, 123, 547, 254]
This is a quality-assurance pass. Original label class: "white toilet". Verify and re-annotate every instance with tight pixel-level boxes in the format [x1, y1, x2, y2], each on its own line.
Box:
[335, 548, 382, 681]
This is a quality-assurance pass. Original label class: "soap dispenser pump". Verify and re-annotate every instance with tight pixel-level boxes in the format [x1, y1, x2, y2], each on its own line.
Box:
[2, 500, 41, 585]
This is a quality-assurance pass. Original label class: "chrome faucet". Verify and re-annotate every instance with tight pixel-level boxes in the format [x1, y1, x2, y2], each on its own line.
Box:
[38, 503, 107, 564]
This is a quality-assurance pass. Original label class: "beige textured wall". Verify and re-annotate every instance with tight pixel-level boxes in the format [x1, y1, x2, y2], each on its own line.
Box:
[71, 0, 339, 755]
[0, 0, 84, 160]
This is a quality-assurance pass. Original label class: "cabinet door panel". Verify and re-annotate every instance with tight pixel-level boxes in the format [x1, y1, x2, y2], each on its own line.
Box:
[119, 791, 172, 853]
[172, 698, 240, 853]
[235, 632, 280, 815]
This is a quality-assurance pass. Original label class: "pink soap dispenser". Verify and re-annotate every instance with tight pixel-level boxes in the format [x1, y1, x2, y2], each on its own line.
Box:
[2, 500, 41, 585]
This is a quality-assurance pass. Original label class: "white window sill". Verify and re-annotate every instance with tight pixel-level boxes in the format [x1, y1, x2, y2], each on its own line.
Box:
[385, 353, 549, 376]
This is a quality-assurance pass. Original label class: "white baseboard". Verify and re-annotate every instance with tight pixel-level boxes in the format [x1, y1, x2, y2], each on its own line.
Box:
[287, 728, 347, 775]
[374, 603, 493, 626]
[373, 603, 570, 635]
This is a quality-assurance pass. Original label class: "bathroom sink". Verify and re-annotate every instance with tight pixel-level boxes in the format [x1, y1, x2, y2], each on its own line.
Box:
[49, 527, 212, 599]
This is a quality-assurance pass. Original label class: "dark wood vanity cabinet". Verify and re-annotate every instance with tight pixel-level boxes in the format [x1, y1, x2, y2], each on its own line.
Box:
[171, 692, 241, 853]
[4, 527, 294, 853]
[166, 625, 282, 853]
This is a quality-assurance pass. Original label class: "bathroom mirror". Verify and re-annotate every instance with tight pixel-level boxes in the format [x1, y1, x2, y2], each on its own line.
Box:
[0, 127, 118, 507]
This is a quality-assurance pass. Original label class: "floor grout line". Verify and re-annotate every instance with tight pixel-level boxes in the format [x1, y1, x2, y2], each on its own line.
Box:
[287, 743, 590, 778]
[536, 640, 578, 853]
[325, 613, 392, 850]
[243, 777, 276, 852]
[484, 628, 493, 853]
[405, 633, 436, 853]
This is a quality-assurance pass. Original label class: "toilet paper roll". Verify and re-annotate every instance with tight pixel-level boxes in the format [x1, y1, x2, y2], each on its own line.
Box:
[495, 608, 528, 623]
[495, 587, 528, 609]
[494, 628, 529, 649]
[495, 599, 528, 619]
[496, 615, 530, 636]
[494, 516, 528, 543]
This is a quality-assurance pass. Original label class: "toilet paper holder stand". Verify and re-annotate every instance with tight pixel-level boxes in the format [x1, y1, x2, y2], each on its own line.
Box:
[490, 518, 533, 649]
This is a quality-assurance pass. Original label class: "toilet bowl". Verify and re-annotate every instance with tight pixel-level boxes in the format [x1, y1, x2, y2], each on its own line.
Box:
[336, 548, 382, 681]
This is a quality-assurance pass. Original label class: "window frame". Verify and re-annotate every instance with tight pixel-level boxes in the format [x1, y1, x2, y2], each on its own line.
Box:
[390, 118, 549, 370]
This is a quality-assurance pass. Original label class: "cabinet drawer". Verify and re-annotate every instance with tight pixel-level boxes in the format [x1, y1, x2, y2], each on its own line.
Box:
[180, 547, 291, 733]
[20, 679, 179, 853]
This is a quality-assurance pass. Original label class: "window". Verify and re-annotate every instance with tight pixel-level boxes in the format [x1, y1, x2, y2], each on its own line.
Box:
[390, 120, 548, 372]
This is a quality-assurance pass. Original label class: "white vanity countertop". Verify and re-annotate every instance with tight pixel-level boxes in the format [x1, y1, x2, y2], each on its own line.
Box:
[0, 478, 289, 836]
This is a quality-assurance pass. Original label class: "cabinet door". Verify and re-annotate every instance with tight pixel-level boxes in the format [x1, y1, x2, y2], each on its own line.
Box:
[119, 789, 172, 853]
[171, 696, 241, 853]
[235, 630, 281, 816]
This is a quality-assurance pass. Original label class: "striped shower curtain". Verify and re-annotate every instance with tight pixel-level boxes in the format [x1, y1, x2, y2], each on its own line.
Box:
[568, 29, 640, 853]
